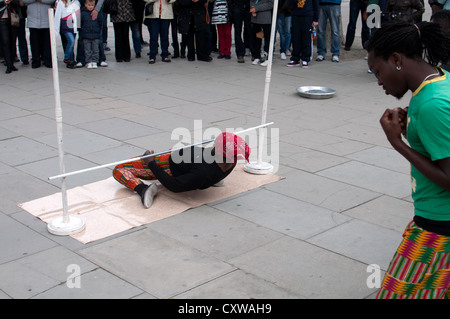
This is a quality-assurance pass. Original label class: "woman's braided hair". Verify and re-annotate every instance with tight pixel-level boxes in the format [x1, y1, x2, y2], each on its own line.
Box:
[365, 22, 450, 67]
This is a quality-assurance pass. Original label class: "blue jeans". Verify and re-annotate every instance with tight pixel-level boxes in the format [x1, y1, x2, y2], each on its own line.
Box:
[63, 32, 75, 61]
[317, 4, 341, 57]
[276, 14, 291, 54]
[129, 21, 141, 54]
[148, 18, 170, 60]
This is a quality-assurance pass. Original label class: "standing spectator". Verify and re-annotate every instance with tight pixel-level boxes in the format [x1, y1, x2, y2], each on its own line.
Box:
[75, 0, 108, 67]
[130, 0, 143, 58]
[178, 0, 211, 62]
[170, 0, 180, 57]
[54, 0, 81, 69]
[80, 0, 101, 68]
[431, 9, 449, 72]
[230, 0, 251, 63]
[144, 0, 175, 64]
[110, 0, 135, 62]
[384, 0, 424, 23]
[276, 0, 291, 60]
[211, 0, 232, 59]
[22, 0, 54, 68]
[0, 0, 20, 73]
[285, 0, 318, 68]
[249, 0, 273, 66]
[17, 1, 29, 65]
[344, 0, 369, 51]
[316, 0, 341, 63]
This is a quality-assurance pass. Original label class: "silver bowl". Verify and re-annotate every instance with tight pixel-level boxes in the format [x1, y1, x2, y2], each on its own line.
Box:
[296, 86, 336, 99]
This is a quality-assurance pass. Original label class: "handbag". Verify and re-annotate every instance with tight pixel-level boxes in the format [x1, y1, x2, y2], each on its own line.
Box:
[103, 0, 118, 15]
[9, 7, 20, 28]
[144, 2, 154, 16]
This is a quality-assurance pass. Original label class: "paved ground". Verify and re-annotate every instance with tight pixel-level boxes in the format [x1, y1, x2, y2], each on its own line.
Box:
[0, 2, 433, 300]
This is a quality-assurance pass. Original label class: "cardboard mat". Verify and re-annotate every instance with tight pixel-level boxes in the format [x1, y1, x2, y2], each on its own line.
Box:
[19, 165, 282, 244]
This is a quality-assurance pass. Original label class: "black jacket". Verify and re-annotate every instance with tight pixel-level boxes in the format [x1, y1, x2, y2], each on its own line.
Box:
[147, 146, 236, 193]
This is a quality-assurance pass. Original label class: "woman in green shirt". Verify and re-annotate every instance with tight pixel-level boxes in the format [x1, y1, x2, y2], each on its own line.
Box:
[366, 21, 450, 299]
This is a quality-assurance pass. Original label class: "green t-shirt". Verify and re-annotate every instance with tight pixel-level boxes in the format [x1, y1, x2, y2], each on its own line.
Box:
[406, 69, 450, 221]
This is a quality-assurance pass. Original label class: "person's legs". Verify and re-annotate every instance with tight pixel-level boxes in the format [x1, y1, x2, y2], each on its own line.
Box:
[63, 32, 75, 61]
[159, 19, 170, 59]
[130, 21, 142, 56]
[289, 16, 301, 62]
[112, 153, 172, 190]
[317, 5, 328, 57]
[328, 4, 341, 57]
[149, 19, 160, 60]
[299, 16, 313, 62]
[344, 0, 359, 49]
[233, 8, 245, 58]
[29, 28, 41, 68]
[376, 221, 450, 299]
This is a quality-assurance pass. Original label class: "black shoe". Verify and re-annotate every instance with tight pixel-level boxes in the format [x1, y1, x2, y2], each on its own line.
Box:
[5, 67, 11, 74]
[136, 52, 141, 58]
[198, 56, 212, 62]
[23, 60, 29, 65]
[11, 65, 18, 71]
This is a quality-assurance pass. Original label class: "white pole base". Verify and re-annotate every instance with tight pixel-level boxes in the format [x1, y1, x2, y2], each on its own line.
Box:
[47, 216, 85, 236]
[244, 162, 274, 175]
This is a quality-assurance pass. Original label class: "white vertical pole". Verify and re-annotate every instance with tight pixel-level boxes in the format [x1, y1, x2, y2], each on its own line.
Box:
[244, 0, 277, 175]
[47, 8, 85, 236]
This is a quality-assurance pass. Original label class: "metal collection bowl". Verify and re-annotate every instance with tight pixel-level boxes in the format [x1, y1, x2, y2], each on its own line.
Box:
[296, 86, 336, 99]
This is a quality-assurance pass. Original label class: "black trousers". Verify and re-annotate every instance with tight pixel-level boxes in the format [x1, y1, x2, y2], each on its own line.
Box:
[0, 19, 18, 68]
[29, 27, 52, 68]
[250, 22, 271, 59]
[290, 15, 313, 62]
[186, 17, 208, 61]
[113, 22, 131, 61]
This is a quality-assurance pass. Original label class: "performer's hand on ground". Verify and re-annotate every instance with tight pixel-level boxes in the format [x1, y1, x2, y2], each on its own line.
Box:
[142, 150, 155, 165]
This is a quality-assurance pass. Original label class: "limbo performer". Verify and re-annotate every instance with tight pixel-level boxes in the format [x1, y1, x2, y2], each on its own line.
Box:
[366, 21, 450, 299]
[113, 132, 251, 208]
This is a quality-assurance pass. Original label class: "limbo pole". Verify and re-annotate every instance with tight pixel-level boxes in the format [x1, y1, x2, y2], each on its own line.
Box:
[244, 0, 279, 175]
[48, 122, 274, 181]
[47, 8, 85, 236]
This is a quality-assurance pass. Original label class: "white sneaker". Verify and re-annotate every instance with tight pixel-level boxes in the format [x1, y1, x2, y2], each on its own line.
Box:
[280, 52, 287, 60]
[92, 62, 98, 69]
[141, 183, 158, 209]
[99, 61, 108, 67]
[316, 55, 324, 61]
[252, 58, 260, 65]
[332, 55, 340, 63]
[86, 62, 93, 69]
[260, 60, 269, 66]
[75, 62, 83, 68]
[261, 51, 268, 60]
[213, 179, 225, 187]
[302, 61, 309, 68]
